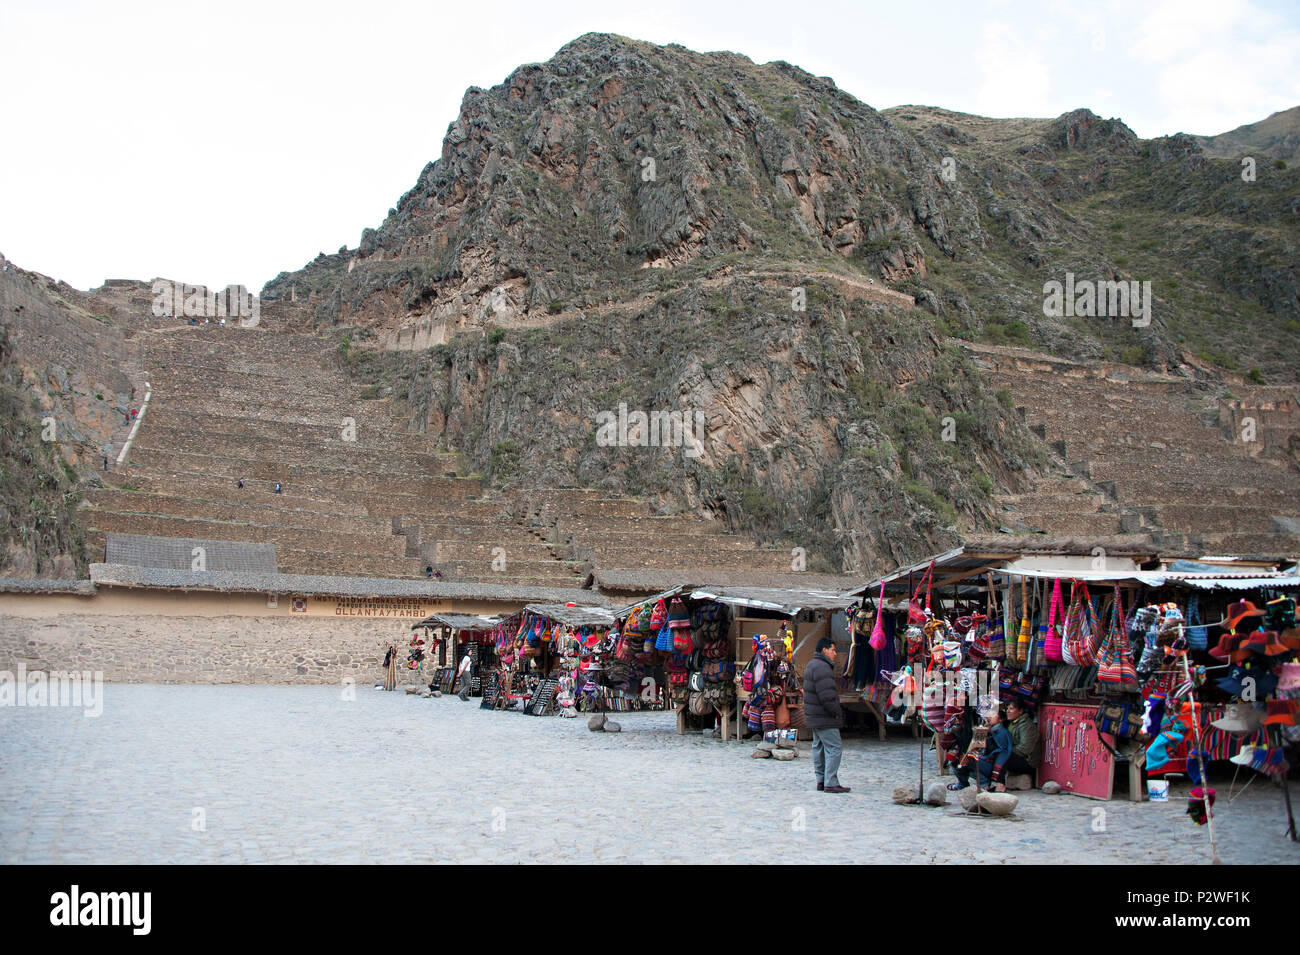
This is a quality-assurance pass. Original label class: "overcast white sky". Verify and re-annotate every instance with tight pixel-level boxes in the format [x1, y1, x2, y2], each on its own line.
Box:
[1, 0, 1296, 292]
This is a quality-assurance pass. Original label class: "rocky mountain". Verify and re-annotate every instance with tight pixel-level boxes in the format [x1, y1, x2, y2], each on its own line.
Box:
[5, 34, 1298, 579]
[1193, 106, 1300, 163]
[252, 34, 1298, 575]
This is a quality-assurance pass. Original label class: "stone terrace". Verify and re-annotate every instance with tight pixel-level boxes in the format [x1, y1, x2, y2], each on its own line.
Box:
[90, 323, 796, 589]
[968, 343, 1300, 557]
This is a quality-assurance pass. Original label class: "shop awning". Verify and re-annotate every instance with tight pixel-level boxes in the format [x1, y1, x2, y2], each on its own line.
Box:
[412, 613, 501, 631]
[522, 604, 617, 628]
[688, 586, 850, 616]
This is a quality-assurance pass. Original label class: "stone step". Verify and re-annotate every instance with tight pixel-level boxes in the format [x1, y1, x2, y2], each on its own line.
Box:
[569, 531, 760, 555]
[1187, 531, 1300, 556]
[102, 472, 488, 519]
[420, 522, 545, 544]
[123, 448, 472, 495]
[432, 540, 568, 562]
[995, 492, 1106, 514]
[86, 488, 392, 537]
[84, 509, 408, 557]
[551, 513, 731, 541]
[275, 550, 429, 578]
[147, 370, 352, 404]
[145, 406, 415, 446]
[1011, 511, 1125, 536]
[131, 426, 450, 473]
[1147, 503, 1290, 535]
[580, 545, 798, 571]
[1106, 479, 1297, 508]
[147, 387, 371, 417]
[434, 558, 588, 582]
[570, 499, 657, 518]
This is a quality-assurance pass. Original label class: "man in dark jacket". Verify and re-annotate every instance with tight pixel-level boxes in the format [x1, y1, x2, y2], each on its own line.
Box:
[804, 637, 849, 793]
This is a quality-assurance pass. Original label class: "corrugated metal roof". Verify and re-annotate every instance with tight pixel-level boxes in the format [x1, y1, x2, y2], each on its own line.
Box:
[411, 613, 502, 631]
[689, 586, 850, 615]
[522, 603, 617, 628]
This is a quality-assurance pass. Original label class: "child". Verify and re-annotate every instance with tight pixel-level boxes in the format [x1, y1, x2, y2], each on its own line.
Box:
[949, 706, 1013, 792]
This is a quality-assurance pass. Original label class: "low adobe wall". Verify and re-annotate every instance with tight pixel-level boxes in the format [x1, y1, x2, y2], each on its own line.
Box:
[0, 588, 505, 685]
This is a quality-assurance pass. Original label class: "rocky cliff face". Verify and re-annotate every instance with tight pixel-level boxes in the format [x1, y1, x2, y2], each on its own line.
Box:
[0, 257, 144, 576]
[258, 33, 1298, 576]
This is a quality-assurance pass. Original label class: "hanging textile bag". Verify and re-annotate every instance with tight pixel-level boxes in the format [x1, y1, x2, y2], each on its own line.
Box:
[869, 580, 888, 651]
[1061, 580, 1081, 666]
[1015, 576, 1032, 666]
[1185, 593, 1208, 651]
[1043, 577, 1066, 664]
[908, 561, 935, 625]
[1064, 581, 1098, 667]
[1096, 585, 1139, 691]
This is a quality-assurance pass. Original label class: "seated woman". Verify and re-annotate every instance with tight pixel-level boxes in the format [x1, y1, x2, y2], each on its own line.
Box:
[949, 706, 1013, 792]
[1003, 699, 1041, 781]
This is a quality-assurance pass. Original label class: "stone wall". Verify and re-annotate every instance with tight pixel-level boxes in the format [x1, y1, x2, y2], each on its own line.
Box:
[0, 612, 444, 686]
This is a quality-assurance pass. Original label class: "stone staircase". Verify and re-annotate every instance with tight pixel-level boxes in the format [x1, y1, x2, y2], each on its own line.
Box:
[968, 343, 1300, 557]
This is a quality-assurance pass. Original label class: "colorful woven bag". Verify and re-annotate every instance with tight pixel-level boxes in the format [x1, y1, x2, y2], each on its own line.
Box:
[1044, 577, 1066, 664]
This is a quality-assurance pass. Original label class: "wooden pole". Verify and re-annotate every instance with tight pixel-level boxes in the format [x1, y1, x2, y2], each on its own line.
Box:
[1178, 629, 1221, 864]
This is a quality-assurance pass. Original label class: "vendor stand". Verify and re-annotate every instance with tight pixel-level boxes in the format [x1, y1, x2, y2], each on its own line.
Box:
[486, 603, 620, 715]
[846, 538, 1300, 841]
[410, 613, 502, 695]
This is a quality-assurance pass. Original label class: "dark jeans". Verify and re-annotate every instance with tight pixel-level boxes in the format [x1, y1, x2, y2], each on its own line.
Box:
[1005, 754, 1036, 778]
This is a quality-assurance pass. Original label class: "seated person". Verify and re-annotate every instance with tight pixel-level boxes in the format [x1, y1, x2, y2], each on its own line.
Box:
[949, 706, 1013, 792]
[1004, 699, 1041, 779]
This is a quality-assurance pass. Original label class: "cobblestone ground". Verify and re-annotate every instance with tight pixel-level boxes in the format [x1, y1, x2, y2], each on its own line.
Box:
[1, 685, 1296, 864]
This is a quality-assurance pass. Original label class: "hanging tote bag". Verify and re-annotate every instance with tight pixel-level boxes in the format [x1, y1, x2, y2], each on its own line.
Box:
[1064, 581, 1098, 667]
[908, 561, 935, 625]
[1061, 580, 1081, 666]
[1186, 593, 1208, 651]
[869, 580, 888, 651]
[1043, 577, 1066, 664]
[981, 572, 1006, 662]
[1097, 585, 1139, 691]
[1015, 576, 1033, 667]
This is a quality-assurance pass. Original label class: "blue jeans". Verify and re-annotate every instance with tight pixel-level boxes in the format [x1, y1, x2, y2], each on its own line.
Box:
[812, 728, 843, 787]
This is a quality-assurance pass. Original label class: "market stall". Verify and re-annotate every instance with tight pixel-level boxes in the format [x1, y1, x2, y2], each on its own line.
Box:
[479, 603, 633, 716]
[845, 539, 1300, 841]
[410, 613, 502, 695]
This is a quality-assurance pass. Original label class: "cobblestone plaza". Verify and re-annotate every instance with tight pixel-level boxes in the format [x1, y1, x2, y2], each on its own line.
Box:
[2, 685, 1293, 864]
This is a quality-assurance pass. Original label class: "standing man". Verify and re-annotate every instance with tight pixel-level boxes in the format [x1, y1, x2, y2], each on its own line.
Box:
[456, 645, 474, 701]
[804, 637, 849, 793]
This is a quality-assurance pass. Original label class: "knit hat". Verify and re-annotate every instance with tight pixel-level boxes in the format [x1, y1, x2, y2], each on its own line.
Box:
[667, 597, 691, 629]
